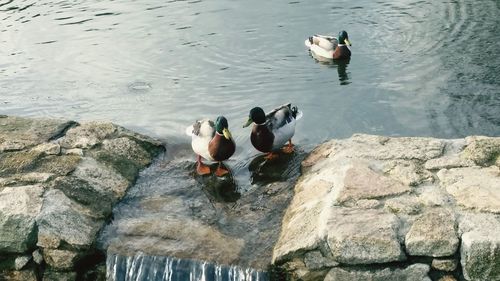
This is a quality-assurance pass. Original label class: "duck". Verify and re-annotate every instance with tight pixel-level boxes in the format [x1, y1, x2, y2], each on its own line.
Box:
[185, 116, 236, 176]
[305, 30, 351, 60]
[243, 103, 303, 160]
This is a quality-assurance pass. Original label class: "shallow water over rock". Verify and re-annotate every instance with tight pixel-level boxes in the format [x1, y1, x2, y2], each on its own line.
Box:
[99, 143, 306, 276]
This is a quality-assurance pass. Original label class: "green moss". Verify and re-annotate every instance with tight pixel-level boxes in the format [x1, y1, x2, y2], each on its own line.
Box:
[0, 151, 42, 176]
[34, 155, 81, 176]
[92, 150, 141, 182]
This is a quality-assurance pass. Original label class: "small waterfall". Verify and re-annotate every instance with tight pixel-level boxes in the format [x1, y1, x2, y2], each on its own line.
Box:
[107, 253, 269, 281]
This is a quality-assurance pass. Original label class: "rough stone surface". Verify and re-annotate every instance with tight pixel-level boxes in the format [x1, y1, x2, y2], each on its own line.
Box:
[303, 251, 338, 270]
[0, 116, 163, 279]
[0, 116, 74, 152]
[274, 135, 500, 280]
[324, 264, 431, 281]
[405, 209, 459, 257]
[0, 269, 38, 281]
[36, 189, 104, 249]
[0, 185, 44, 253]
[43, 249, 80, 270]
[438, 166, 500, 213]
[327, 208, 404, 264]
[459, 212, 500, 281]
[43, 270, 77, 281]
[431, 258, 458, 272]
[339, 164, 410, 203]
[14, 255, 31, 270]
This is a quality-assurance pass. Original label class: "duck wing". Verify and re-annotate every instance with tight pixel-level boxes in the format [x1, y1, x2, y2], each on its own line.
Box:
[266, 103, 301, 130]
[185, 119, 215, 138]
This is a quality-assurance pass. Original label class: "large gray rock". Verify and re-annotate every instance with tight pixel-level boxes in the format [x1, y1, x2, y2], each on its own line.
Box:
[324, 263, 431, 281]
[459, 212, 500, 281]
[327, 208, 405, 264]
[0, 185, 44, 253]
[438, 166, 500, 213]
[37, 189, 103, 249]
[405, 209, 459, 257]
[338, 164, 410, 203]
[461, 136, 500, 166]
[0, 116, 74, 152]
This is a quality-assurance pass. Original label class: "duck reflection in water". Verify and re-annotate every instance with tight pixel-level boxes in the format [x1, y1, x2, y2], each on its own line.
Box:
[194, 162, 241, 203]
[312, 54, 351, 85]
[248, 150, 302, 185]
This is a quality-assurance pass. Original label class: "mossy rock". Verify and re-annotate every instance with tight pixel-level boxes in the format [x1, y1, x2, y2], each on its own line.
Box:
[0, 151, 43, 176]
[462, 137, 500, 166]
[50, 177, 114, 218]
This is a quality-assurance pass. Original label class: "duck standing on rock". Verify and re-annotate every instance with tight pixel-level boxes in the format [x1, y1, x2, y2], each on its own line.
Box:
[186, 116, 235, 176]
[243, 103, 303, 160]
[305, 30, 351, 60]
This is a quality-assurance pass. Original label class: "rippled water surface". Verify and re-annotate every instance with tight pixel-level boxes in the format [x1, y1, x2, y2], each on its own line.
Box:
[2, 0, 500, 172]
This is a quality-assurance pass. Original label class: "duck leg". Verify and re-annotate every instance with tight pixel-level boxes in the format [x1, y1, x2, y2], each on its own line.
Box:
[214, 162, 229, 177]
[264, 152, 279, 160]
[196, 155, 211, 175]
[282, 140, 295, 154]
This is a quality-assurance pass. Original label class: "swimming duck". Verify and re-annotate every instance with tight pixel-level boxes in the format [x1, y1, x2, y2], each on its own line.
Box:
[185, 116, 236, 176]
[243, 103, 302, 159]
[305, 30, 351, 60]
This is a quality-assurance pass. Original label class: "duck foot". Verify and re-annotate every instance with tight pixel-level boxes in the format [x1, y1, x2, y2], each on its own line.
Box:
[282, 140, 295, 154]
[264, 152, 279, 160]
[196, 156, 211, 175]
[214, 163, 229, 177]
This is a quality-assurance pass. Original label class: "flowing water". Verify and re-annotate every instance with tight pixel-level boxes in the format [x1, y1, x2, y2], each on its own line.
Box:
[2, 0, 500, 279]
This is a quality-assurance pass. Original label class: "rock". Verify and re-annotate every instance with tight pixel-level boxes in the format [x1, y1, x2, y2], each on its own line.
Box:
[43, 249, 80, 270]
[0, 150, 42, 176]
[303, 251, 338, 270]
[109, 217, 245, 265]
[437, 276, 457, 281]
[416, 185, 453, 207]
[385, 160, 433, 186]
[354, 199, 381, 209]
[43, 270, 77, 281]
[14, 255, 31, 270]
[0, 185, 44, 253]
[431, 258, 458, 272]
[0, 269, 38, 281]
[327, 208, 404, 264]
[338, 164, 410, 203]
[349, 134, 444, 161]
[62, 148, 84, 156]
[462, 136, 500, 166]
[88, 137, 153, 182]
[437, 166, 500, 213]
[58, 122, 118, 149]
[37, 189, 103, 249]
[405, 209, 459, 257]
[385, 196, 422, 215]
[0, 116, 75, 151]
[425, 155, 474, 170]
[459, 212, 500, 281]
[0, 151, 80, 177]
[324, 263, 431, 281]
[32, 249, 44, 264]
[32, 142, 61, 155]
[71, 157, 130, 200]
[50, 176, 114, 218]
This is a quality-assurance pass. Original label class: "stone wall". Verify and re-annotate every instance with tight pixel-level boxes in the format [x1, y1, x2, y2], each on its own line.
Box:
[0, 116, 164, 280]
[272, 134, 500, 281]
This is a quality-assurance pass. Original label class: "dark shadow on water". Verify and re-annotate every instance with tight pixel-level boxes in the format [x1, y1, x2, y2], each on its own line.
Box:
[193, 162, 241, 203]
[248, 149, 306, 185]
[309, 50, 351, 85]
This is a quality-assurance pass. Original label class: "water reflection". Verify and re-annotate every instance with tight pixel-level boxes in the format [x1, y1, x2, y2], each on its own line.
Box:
[195, 162, 241, 203]
[248, 150, 305, 185]
[309, 51, 351, 85]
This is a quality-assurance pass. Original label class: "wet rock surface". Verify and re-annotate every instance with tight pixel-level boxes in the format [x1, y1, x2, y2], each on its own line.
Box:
[0, 115, 163, 280]
[273, 134, 500, 281]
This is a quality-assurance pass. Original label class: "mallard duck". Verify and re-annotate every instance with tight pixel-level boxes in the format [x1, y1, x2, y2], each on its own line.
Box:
[185, 116, 235, 176]
[305, 30, 351, 60]
[243, 103, 303, 159]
